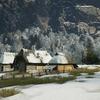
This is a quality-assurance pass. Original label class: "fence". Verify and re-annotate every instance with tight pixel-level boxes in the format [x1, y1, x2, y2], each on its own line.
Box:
[0, 71, 58, 80]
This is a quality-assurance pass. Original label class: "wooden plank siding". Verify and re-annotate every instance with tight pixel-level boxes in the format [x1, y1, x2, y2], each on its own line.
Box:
[57, 65, 75, 73]
[26, 65, 45, 73]
[0, 63, 78, 73]
[0, 64, 13, 72]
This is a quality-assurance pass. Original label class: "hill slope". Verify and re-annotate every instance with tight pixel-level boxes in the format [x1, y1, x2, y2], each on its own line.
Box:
[0, 0, 100, 64]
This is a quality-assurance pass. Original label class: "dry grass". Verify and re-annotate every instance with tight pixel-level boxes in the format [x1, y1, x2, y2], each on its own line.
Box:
[0, 88, 19, 97]
[69, 68, 100, 76]
[0, 76, 76, 88]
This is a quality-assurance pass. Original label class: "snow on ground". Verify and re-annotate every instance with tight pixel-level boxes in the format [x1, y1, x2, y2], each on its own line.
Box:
[78, 65, 100, 69]
[1, 72, 100, 100]
[40, 73, 70, 78]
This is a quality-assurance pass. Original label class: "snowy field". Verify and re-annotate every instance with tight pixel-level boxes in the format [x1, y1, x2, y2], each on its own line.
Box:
[1, 71, 100, 100]
[78, 65, 100, 69]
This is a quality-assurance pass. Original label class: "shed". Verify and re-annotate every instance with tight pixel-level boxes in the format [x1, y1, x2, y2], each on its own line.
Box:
[27, 50, 52, 73]
[49, 52, 78, 72]
[26, 53, 43, 73]
[0, 52, 16, 72]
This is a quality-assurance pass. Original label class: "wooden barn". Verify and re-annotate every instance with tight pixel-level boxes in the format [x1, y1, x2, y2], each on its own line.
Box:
[52, 64, 78, 73]
[49, 53, 78, 72]
[13, 49, 52, 73]
[26, 50, 52, 73]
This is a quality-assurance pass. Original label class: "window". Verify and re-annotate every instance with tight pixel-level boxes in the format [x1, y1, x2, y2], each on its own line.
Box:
[0, 66, 3, 72]
[11, 65, 13, 69]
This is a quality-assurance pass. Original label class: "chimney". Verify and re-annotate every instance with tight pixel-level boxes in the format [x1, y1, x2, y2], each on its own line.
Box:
[32, 45, 36, 55]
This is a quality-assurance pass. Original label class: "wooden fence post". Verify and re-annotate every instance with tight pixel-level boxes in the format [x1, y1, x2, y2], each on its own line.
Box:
[22, 74, 24, 78]
[31, 73, 33, 78]
[13, 74, 15, 79]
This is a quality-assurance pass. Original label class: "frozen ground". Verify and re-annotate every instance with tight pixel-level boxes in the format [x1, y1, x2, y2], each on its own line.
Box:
[40, 73, 70, 78]
[1, 71, 100, 100]
[78, 65, 100, 69]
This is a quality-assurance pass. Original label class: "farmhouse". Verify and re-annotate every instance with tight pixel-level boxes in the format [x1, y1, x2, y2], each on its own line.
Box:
[0, 52, 16, 72]
[26, 50, 52, 74]
[13, 49, 52, 73]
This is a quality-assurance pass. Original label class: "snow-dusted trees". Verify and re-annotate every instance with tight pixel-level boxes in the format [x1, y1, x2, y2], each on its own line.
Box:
[0, 25, 99, 64]
[94, 37, 100, 59]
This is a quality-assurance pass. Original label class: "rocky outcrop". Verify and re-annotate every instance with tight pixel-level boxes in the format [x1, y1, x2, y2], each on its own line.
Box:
[0, 0, 100, 33]
[76, 5, 100, 20]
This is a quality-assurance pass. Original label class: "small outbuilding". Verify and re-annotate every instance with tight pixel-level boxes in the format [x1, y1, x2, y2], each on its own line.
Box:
[0, 52, 16, 72]
[27, 50, 52, 73]
[26, 52, 43, 73]
[49, 52, 78, 72]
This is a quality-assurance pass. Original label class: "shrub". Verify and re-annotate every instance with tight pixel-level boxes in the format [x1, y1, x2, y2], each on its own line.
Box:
[85, 76, 94, 78]
[87, 72, 94, 75]
[83, 48, 100, 64]
[0, 88, 19, 97]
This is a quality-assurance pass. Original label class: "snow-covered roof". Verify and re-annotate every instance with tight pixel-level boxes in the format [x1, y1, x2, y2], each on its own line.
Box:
[0, 50, 52, 64]
[49, 52, 68, 64]
[25, 50, 52, 64]
[0, 50, 42, 65]
[27, 53, 41, 63]
[0, 52, 16, 64]
[34, 50, 52, 63]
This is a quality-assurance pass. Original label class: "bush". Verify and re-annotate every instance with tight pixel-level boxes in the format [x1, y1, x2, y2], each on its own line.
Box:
[83, 48, 100, 64]
[85, 76, 94, 78]
[0, 88, 19, 97]
[87, 72, 94, 75]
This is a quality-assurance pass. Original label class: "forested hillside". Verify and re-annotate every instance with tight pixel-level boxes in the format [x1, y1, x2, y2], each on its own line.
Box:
[0, 0, 100, 64]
